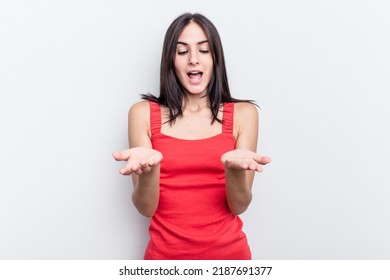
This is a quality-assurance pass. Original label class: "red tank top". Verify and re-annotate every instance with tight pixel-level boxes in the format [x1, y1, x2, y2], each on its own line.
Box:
[144, 101, 251, 260]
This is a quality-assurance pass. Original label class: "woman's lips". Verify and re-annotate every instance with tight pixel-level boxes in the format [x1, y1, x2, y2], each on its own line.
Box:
[188, 71, 203, 83]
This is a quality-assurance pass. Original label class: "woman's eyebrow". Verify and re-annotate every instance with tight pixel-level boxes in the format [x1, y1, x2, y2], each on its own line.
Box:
[177, 40, 209, 46]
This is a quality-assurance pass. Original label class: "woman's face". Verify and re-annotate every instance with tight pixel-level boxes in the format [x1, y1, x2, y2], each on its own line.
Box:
[174, 22, 213, 97]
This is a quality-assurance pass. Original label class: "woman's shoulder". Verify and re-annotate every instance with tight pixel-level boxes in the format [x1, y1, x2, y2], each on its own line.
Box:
[129, 100, 151, 114]
[233, 101, 258, 119]
[231, 102, 259, 142]
[128, 100, 151, 122]
[130, 100, 149, 110]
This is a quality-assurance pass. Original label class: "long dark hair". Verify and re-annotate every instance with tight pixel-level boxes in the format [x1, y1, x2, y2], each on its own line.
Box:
[142, 13, 255, 124]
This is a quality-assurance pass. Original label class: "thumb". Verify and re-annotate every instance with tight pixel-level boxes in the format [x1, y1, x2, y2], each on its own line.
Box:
[254, 155, 272, 165]
[112, 150, 131, 161]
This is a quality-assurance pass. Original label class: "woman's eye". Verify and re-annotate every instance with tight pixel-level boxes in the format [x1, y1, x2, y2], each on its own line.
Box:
[200, 50, 209, 54]
[177, 50, 188, 55]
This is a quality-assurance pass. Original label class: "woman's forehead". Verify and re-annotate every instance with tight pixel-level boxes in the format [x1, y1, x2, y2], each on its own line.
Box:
[177, 22, 208, 44]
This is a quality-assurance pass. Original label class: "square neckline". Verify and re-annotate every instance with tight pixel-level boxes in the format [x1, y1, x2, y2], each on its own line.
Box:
[149, 101, 235, 141]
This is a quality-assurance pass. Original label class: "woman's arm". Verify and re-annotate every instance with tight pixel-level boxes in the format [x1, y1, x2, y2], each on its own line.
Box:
[222, 102, 271, 215]
[113, 101, 162, 217]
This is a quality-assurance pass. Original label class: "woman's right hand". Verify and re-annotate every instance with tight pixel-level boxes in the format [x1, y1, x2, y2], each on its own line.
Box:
[112, 147, 163, 176]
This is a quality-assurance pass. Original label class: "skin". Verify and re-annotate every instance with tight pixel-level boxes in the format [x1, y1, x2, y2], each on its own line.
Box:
[112, 22, 271, 217]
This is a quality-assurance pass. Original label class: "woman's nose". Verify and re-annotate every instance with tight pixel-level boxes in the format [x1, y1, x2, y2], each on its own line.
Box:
[189, 52, 199, 65]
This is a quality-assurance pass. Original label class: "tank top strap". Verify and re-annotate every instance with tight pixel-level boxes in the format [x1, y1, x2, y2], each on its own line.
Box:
[222, 102, 234, 134]
[149, 101, 161, 135]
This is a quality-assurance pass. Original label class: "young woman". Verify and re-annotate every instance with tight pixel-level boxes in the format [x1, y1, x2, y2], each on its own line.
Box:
[113, 13, 271, 260]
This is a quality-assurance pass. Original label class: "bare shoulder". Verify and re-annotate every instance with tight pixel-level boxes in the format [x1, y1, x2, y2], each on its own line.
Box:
[128, 100, 152, 128]
[128, 100, 152, 146]
[129, 100, 150, 117]
[234, 102, 259, 123]
[128, 100, 149, 129]
[232, 102, 259, 144]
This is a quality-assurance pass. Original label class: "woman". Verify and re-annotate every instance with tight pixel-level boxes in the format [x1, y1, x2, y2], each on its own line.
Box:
[113, 13, 271, 260]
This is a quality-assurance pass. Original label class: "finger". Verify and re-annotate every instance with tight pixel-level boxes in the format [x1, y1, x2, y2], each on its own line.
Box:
[112, 150, 131, 161]
[263, 156, 272, 164]
[147, 159, 158, 166]
[141, 165, 152, 173]
[112, 151, 122, 161]
[139, 161, 152, 171]
[254, 155, 271, 165]
[148, 153, 163, 166]
[248, 162, 258, 171]
[137, 161, 154, 174]
[255, 164, 263, 172]
[120, 160, 140, 175]
[119, 167, 133, 176]
[119, 163, 137, 175]
[241, 162, 249, 170]
[222, 158, 233, 168]
[133, 168, 143, 175]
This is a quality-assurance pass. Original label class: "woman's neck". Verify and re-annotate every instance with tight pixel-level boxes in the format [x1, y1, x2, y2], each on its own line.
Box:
[183, 95, 210, 113]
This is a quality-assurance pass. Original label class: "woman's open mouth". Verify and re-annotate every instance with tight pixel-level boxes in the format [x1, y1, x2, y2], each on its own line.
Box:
[187, 71, 203, 83]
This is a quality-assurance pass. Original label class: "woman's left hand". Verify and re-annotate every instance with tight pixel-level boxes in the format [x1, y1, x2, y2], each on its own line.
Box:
[221, 149, 271, 172]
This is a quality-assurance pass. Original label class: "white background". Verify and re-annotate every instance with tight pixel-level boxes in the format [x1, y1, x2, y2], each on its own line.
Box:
[1, 0, 389, 259]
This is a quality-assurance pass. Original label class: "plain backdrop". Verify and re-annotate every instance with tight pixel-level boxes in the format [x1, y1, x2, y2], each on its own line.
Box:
[1, 0, 389, 259]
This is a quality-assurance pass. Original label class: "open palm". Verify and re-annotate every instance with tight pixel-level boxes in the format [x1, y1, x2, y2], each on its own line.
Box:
[113, 147, 163, 175]
[221, 149, 271, 172]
